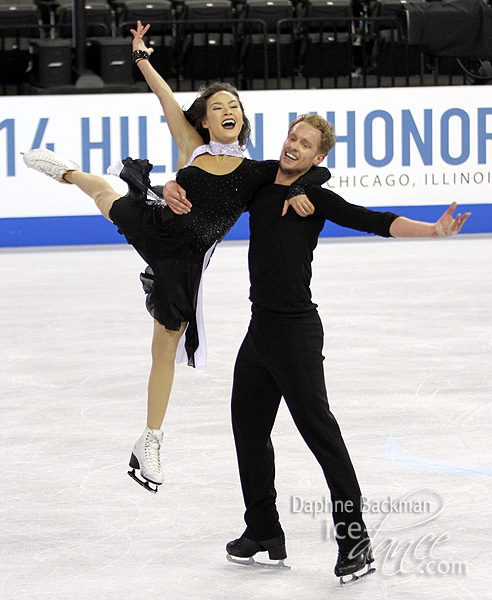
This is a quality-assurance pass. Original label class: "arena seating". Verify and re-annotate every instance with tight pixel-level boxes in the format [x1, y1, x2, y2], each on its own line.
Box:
[1, 0, 490, 94]
[0, 0, 40, 88]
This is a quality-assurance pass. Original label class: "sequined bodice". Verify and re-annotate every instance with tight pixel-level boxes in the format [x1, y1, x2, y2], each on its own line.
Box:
[168, 159, 278, 254]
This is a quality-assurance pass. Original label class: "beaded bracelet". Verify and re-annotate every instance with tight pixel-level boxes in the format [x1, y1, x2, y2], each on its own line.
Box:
[133, 49, 150, 65]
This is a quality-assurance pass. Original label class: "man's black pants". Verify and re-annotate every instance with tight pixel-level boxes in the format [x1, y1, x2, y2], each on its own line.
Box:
[231, 308, 367, 553]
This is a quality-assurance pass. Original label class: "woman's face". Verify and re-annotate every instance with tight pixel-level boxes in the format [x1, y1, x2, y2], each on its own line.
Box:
[202, 91, 244, 144]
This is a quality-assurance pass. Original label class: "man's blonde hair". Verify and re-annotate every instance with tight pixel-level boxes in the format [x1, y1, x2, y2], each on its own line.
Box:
[288, 114, 336, 155]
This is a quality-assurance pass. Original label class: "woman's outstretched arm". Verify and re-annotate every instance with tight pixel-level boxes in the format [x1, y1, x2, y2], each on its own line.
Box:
[131, 21, 203, 166]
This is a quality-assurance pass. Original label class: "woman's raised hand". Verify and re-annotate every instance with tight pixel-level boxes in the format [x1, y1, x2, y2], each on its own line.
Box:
[130, 20, 154, 55]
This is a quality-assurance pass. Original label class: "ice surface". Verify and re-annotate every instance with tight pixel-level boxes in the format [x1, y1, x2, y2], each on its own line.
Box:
[1, 234, 490, 600]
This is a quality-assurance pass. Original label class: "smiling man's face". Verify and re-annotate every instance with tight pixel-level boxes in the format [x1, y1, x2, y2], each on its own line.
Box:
[278, 121, 326, 177]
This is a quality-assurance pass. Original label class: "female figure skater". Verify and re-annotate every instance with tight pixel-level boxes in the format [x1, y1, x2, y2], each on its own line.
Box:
[23, 22, 329, 493]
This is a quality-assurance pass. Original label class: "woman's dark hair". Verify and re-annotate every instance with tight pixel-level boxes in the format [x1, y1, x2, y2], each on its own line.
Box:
[183, 82, 251, 148]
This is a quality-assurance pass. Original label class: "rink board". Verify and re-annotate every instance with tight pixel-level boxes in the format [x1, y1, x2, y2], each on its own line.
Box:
[0, 203, 489, 247]
[1, 86, 491, 246]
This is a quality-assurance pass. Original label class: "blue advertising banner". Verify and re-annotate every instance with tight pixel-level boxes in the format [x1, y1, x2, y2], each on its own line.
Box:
[1, 87, 490, 246]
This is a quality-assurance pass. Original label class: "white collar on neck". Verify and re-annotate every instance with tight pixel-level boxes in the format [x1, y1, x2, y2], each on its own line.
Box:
[182, 140, 245, 169]
[208, 140, 242, 153]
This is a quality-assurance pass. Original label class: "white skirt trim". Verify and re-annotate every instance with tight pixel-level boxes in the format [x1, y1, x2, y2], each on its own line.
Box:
[175, 242, 217, 367]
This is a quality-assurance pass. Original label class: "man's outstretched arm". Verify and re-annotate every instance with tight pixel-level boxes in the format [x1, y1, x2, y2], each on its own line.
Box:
[389, 202, 471, 238]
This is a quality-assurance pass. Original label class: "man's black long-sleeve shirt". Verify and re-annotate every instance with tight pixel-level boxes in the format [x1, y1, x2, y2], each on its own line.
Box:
[248, 184, 399, 313]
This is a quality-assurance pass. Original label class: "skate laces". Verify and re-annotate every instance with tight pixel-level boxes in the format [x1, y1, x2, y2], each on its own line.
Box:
[144, 430, 163, 472]
[33, 152, 63, 167]
[30, 150, 78, 171]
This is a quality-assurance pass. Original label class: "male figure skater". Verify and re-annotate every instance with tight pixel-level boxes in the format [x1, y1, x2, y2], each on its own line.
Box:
[164, 114, 470, 583]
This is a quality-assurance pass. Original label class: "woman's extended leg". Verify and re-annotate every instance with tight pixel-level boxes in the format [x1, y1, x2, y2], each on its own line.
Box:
[64, 170, 120, 221]
[22, 148, 120, 221]
[128, 320, 187, 493]
[147, 319, 187, 429]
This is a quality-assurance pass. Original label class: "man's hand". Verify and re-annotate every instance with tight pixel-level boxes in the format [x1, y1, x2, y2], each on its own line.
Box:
[163, 180, 191, 214]
[436, 202, 471, 237]
[281, 194, 315, 217]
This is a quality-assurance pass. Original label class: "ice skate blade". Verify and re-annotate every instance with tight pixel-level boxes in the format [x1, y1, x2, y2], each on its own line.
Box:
[339, 565, 375, 586]
[127, 469, 160, 494]
[226, 554, 291, 570]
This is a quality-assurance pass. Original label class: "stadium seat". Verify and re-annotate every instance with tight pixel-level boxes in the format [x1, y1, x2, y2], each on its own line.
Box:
[56, 0, 113, 37]
[118, 0, 173, 35]
[239, 0, 295, 80]
[0, 0, 40, 90]
[177, 0, 236, 81]
[297, 0, 352, 82]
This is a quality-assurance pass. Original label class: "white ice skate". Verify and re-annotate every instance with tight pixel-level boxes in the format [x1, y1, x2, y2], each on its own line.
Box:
[22, 148, 80, 184]
[128, 427, 164, 494]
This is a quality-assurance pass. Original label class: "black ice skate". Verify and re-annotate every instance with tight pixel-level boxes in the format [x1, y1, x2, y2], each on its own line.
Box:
[226, 534, 290, 569]
[334, 540, 375, 586]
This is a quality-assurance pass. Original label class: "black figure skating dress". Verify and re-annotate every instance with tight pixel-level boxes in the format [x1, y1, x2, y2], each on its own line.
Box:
[109, 156, 329, 367]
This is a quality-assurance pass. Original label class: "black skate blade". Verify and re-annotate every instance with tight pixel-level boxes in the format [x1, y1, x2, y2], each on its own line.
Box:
[339, 564, 375, 586]
[226, 554, 291, 570]
[127, 469, 159, 494]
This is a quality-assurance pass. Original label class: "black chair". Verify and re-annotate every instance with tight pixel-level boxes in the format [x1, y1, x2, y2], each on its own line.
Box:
[297, 0, 352, 82]
[180, 31, 239, 82]
[239, 0, 294, 80]
[241, 0, 293, 32]
[0, 0, 40, 90]
[178, 0, 237, 81]
[56, 0, 113, 37]
[118, 0, 173, 35]
[182, 0, 233, 32]
[0, 0, 39, 35]
[118, 3, 175, 82]
[301, 0, 352, 27]
[145, 27, 175, 80]
[35, 0, 60, 37]
[372, 0, 426, 77]
[29, 38, 73, 88]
